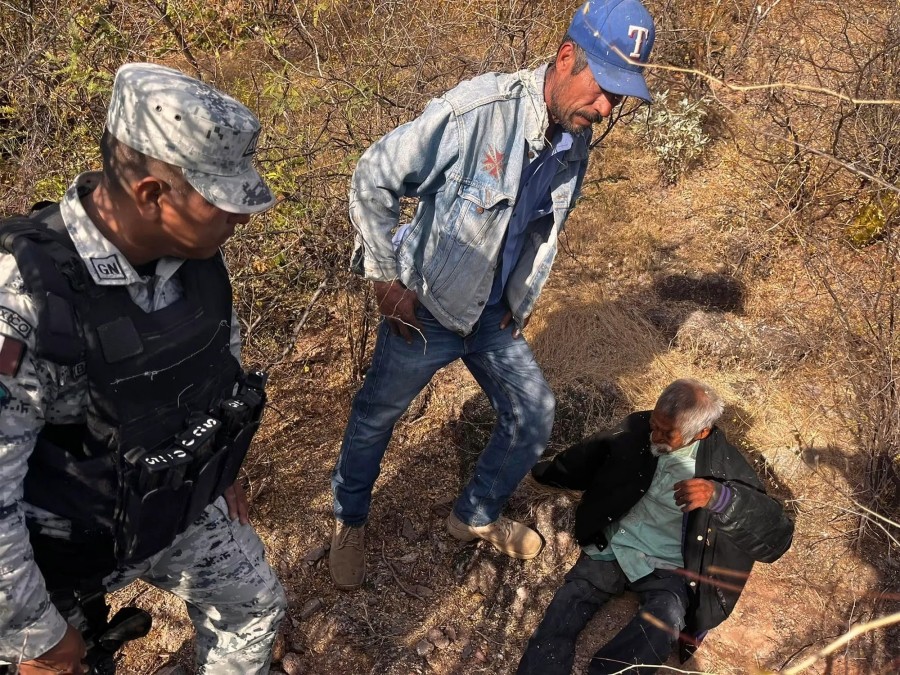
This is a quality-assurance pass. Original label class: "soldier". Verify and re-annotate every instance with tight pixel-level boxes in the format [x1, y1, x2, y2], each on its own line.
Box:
[0, 63, 286, 674]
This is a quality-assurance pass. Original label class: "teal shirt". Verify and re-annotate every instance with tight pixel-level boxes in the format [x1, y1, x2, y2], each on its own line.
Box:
[583, 440, 698, 581]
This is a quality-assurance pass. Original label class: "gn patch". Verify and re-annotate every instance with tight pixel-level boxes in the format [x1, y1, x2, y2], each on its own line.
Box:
[90, 254, 127, 281]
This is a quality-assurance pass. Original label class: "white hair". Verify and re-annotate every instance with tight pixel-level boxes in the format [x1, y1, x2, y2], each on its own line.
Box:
[655, 378, 724, 440]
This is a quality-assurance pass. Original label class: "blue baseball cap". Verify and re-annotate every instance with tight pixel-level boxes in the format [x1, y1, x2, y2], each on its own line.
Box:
[567, 0, 656, 102]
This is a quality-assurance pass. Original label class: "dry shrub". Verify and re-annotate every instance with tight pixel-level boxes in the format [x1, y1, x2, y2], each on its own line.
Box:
[4, 0, 900, 671]
[726, 0, 900, 525]
[0, 0, 577, 369]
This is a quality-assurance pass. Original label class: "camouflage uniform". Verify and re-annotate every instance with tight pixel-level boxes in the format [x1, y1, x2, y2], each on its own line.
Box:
[0, 172, 286, 672]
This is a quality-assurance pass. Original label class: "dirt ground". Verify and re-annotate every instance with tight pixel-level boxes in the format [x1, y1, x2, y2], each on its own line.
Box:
[1, 0, 897, 673]
[112, 123, 900, 675]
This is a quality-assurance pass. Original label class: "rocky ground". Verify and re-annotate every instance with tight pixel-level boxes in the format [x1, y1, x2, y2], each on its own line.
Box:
[113, 126, 900, 675]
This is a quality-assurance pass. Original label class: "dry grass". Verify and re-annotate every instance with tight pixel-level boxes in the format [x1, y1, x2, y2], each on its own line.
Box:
[117, 134, 897, 672]
[2, 0, 899, 672]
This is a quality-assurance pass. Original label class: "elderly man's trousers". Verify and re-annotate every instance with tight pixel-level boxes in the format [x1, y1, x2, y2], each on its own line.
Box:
[517, 554, 689, 675]
[332, 302, 555, 527]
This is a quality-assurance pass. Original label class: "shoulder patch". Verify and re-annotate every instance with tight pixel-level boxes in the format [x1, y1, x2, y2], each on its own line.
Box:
[0, 334, 26, 377]
[89, 254, 127, 281]
[0, 305, 33, 338]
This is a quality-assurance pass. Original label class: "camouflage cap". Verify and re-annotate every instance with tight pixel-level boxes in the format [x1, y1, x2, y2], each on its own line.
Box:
[106, 62, 275, 214]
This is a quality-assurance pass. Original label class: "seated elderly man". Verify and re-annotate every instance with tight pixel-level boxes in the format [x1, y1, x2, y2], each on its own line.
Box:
[517, 378, 794, 675]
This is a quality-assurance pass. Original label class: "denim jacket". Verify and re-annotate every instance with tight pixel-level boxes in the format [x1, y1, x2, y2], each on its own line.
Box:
[349, 64, 591, 334]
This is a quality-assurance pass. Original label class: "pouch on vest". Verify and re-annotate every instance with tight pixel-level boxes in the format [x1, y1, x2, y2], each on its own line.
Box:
[114, 370, 267, 564]
[2, 205, 260, 575]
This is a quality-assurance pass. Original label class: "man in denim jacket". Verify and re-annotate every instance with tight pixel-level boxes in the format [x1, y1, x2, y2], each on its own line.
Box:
[330, 0, 656, 589]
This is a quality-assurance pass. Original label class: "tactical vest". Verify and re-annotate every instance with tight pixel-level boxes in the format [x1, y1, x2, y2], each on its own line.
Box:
[0, 204, 266, 582]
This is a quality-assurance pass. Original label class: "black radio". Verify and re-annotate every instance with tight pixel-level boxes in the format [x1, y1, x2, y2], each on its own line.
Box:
[115, 370, 268, 565]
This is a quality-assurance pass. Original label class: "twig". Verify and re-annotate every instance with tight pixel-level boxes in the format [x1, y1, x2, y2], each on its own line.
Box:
[472, 628, 505, 646]
[270, 278, 328, 366]
[610, 45, 900, 105]
[146, 0, 201, 77]
[600, 657, 717, 675]
[381, 541, 425, 601]
[779, 611, 900, 674]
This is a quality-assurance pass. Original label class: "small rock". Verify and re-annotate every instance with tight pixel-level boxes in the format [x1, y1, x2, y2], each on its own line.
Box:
[398, 552, 418, 564]
[511, 585, 529, 618]
[429, 628, 450, 650]
[402, 517, 419, 542]
[464, 560, 498, 595]
[302, 545, 328, 565]
[299, 598, 324, 620]
[415, 639, 435, 656]
[412, 584, 434, 598]
[675, 309, 806, 370]
[554, 531, 574, 556]
[272, 631, 286, 662]
[429, 498, 453, 518]
[473, 648, 488, 663]
[444, 625, 457, 642]
[281, 652, 305, 675]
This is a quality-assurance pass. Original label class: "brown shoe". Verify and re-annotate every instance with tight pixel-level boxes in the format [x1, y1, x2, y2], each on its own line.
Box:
[329, 521, 365, 590]
[446, 512, 543, 560]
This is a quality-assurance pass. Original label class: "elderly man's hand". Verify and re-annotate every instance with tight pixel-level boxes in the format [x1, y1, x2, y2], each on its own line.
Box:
[374, 280, 423, 343]
[673, 478, 716, 512]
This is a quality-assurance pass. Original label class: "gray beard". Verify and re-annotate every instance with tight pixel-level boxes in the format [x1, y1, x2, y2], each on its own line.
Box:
[650, 443, 672, 457]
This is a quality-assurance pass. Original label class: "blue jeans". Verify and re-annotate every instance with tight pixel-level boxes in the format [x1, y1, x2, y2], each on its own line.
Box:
[332, 302, 555, 527]
[517, 555, 689, 675]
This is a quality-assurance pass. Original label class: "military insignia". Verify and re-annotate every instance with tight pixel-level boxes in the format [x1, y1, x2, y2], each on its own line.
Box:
[90, 254, 127, 281]
[0, 381, 9, 406]
[0, 334, 25, 377]
[483, 146, 505, 180]
[0, 305, 33, 338]
[242, 128, 260, 157]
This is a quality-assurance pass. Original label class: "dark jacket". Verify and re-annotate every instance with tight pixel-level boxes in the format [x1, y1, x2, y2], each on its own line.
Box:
[532, 411, 794, 645]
